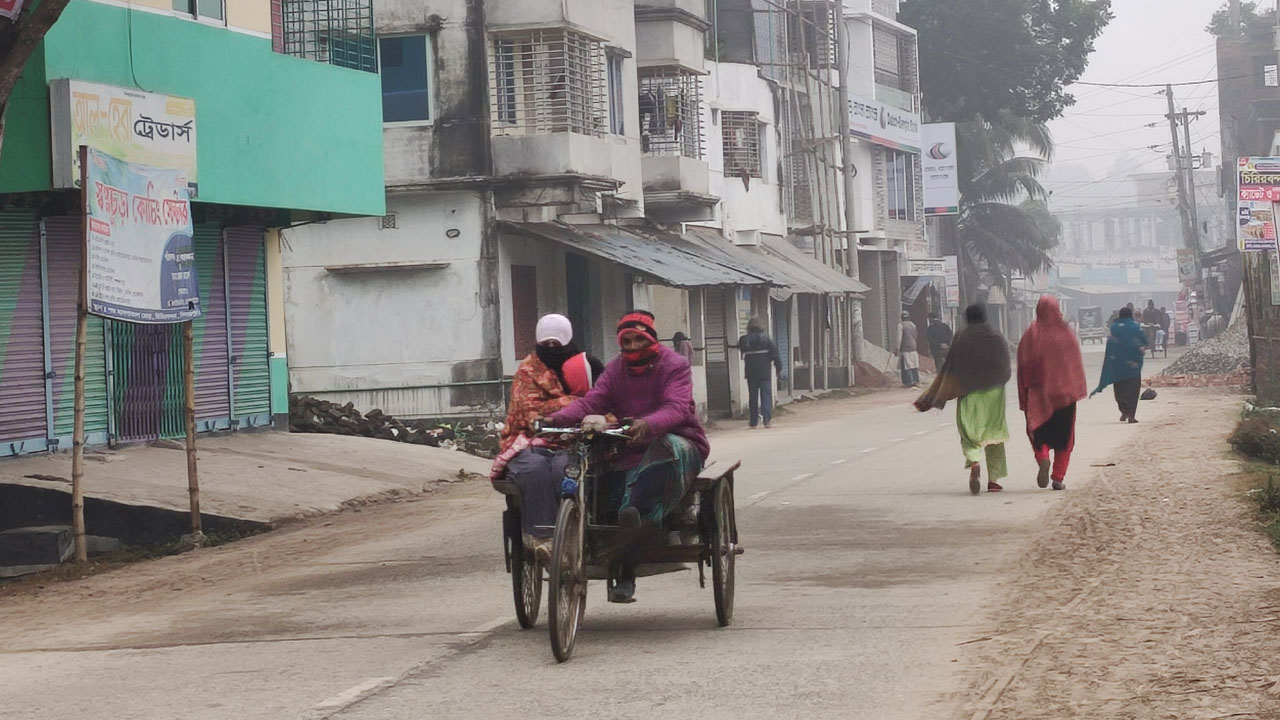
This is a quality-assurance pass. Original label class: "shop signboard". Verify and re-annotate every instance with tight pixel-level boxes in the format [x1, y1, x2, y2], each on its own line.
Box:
[921, 123, 959, 216]
[85, 148, 201, 323]
[51, 79, 198, 197]
[943, 255, 960, 307]
[847, 93, 921, 154]
[0, 0, 24, 21]
[1237, 157, 1280, 252]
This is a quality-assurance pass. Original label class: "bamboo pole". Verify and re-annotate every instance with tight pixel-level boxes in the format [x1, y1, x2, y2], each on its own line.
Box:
[183, 319, 201, 535]
[71, 145, 88, 563]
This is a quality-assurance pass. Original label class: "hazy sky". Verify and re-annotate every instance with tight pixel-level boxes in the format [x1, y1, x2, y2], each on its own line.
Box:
[1045, 0, 1235, 209]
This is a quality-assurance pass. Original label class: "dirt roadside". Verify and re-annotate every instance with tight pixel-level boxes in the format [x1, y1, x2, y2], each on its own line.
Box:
[946, 388, 1280, 720]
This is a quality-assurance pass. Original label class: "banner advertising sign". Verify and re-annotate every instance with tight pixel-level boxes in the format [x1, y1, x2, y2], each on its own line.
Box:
[85, 148, 201, 323]
[0, 0, 25, 21]
[847, 93, 922, 154]
[943, 255, 960, 307]
[1237, 157, 1280, 252]
[921, 123, 959, 216]
[51, 79, 198, 197]
[906, 258, 947, 276]
[1176, 248, 1196, 284]
[1270, 251, 1280, 306]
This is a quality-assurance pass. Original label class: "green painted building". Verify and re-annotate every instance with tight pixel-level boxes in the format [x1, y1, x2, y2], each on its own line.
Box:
[0, 0, 385, 456]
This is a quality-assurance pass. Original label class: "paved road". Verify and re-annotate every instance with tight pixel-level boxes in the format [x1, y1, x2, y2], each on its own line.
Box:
[0, 350, 1178, 720]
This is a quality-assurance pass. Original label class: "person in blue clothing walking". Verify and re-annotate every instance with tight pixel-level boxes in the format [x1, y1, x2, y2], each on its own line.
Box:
[738, 316, 785, 429]
[1091, 306, 1149, 423]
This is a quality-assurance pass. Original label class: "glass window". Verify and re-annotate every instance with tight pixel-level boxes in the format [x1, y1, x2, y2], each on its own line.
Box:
[608, 55, 626, 136]
[380, 36, 432, 124]
[885, 150, 918, 221]
[173, 0, 224, 22]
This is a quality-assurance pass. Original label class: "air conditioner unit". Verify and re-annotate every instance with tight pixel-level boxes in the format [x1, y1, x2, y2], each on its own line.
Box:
[732, 229, 761, 247]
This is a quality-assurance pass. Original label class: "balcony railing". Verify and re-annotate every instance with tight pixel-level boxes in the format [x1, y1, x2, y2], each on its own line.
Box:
[875, 82, 915, 113]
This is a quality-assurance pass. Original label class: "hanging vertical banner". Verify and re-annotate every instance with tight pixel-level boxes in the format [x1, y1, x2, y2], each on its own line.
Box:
[85, 148, 201, 323]
[0, 0, 25, 21]
[943, 255, 960, 307]
[1176, 248, 1196, 284]
[922, 123, 959, 216]
[1237, 157, 1280, 252]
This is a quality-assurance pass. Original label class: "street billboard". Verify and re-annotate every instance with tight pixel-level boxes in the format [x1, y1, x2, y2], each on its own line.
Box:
[1237, 157, 1280, 252]
[85, 148, 201, 323]
[921, 123, 959, 216]
[943, 255, 960, 307]
[847, 93, 922, 154]
[51, 79, 198, 197]
[0, 0, 25, 21]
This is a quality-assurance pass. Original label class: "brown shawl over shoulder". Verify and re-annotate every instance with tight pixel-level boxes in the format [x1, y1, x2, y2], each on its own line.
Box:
[914, 323, 1011, 410]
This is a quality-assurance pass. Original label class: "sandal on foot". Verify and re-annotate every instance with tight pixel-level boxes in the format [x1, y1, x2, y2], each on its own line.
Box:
[1051, 480, 1065, 491]
[987, 481, 1004, 493]
[968, 465, 982, 496]
[1036, 458, 1051, 489]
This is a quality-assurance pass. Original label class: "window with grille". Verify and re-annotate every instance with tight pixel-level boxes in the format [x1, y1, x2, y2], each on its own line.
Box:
[639, 68, 704, 159]
[788, 2, 836, 70]
[885, 149, 918, 221]
[873, 26, 902, 89]
[489, 29, 607, 137]
[279, 0, 377, 73]
[722, 111, 762, 178]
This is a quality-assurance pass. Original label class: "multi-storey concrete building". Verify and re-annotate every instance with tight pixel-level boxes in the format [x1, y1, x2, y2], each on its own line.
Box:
[285, 0, 871, 422]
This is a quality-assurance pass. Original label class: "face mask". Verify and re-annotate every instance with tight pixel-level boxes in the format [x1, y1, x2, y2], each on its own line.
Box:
[621, 343, 660, 374]
[536, 343, 578, 370]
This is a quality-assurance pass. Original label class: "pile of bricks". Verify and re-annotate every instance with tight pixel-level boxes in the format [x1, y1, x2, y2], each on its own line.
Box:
[1146, 372, 1250, 389]
[289, 396, 501, 458]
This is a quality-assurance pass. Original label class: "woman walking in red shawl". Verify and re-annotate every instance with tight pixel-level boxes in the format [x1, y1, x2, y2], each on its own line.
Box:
[1017, 296, 1087, 491]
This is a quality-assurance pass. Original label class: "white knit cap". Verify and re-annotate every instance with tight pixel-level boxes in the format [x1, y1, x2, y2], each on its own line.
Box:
[535, 314, 573, 346]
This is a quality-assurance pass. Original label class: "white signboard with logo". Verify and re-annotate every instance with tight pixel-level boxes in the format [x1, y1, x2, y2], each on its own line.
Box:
[847, 93, 922, 154]
[50, 79, 198, 197]
[906, 258, 947, 276]
[922, 122, 959, 216]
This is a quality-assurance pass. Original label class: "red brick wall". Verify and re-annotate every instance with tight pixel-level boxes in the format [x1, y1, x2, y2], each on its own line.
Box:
[271, 0, 284, 54]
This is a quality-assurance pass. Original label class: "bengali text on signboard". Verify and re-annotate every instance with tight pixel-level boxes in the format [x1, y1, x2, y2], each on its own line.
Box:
[85, 148, 201, 323]
[51, 79, 198, 197]
[921, 123, 959, 216]
[1238, 157, 1280, 252]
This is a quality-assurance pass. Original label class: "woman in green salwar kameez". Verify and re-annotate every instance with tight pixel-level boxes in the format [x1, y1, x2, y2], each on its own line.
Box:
[915, 305, 1012, 495]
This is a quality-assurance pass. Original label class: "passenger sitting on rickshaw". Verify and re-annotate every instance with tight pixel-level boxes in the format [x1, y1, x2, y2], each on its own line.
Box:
[546, 310, 710, 603]
[491, 314, 604, 561]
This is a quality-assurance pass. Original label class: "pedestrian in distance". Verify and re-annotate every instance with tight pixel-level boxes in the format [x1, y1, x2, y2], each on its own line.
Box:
[899, 311, 921, 388]
[1091, 306, 1148, 423]
[1017, 296, 1087, 491]
[737, 316, 785, 429]
[926, 312, 954, 370]
[914, 304, 1012, 495]
[672, 331, 695, 365]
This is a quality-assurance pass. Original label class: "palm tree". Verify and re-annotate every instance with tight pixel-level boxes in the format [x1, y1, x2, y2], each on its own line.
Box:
[953, 111, 1060, 302]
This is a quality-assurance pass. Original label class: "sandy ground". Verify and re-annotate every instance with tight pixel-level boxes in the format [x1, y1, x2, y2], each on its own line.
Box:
[947, 389, 1280, 720]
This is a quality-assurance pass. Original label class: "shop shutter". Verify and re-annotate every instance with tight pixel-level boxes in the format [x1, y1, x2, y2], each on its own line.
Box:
[224, 226, 271, 422]
[192, 224, 231, 424]
[44, 217, 109, 445]
[0, 210, 48, 455]
[771, 298, 790, 380]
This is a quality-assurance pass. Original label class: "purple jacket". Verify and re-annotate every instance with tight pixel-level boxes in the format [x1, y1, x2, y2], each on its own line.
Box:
[548, 345, 710, 468]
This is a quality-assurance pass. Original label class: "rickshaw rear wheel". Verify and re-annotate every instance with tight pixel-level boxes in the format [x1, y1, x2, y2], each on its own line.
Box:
[711, 479, 736, 627]
[511, 543, 542, 630]
[548, 499, 586, 662]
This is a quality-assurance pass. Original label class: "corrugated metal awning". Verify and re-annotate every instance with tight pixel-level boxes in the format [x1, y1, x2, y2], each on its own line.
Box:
[683, 228, 868, 298]
[499, 221, 771, 288]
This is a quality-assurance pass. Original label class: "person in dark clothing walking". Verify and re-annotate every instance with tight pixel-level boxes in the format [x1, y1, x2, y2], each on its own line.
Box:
[738, 316, 785, 428]
[1091, 307, 1148, 423]
[926, 313, 954, 369]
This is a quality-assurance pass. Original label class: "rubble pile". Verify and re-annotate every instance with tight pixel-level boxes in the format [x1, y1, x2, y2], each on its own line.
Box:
[289, 396, 502, 458]
[1161, 321, 1249, 377]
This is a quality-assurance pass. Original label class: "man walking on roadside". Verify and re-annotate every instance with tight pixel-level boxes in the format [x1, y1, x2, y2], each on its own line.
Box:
[738, 316, 785, 429]
[926, 312, 954, 370]
[899, 311, 921, 388]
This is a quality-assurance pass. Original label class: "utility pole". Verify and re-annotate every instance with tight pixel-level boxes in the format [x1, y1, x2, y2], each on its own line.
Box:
[1182, 106, 1203, 250]
[1165, 85, 1204, 275]
[1229, 0, 1241, 35]
[836, 6, 864, 364]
